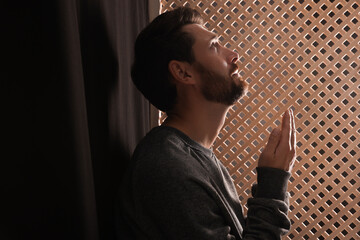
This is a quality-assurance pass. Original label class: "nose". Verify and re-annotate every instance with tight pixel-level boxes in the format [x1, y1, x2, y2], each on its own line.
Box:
[226, 48, 239, 64]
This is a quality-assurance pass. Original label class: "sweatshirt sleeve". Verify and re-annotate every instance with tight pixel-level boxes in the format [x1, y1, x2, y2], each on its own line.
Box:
[242, 167, 292, 240]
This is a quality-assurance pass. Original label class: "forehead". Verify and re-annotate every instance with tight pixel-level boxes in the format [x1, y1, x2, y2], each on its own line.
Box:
[182, 24, 216, 44]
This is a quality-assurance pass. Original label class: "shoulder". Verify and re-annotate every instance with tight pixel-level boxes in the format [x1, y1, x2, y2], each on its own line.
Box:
[131, 126, 196, 180]
[133, 126, 189, 163]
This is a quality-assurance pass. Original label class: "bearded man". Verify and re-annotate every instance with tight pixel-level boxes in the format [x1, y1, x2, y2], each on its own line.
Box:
[119, 6, 296, 240]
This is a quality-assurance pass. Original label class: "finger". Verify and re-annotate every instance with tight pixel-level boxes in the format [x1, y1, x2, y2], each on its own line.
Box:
[263, 127, 281, 155]
[287, 109, 297, 171]
[279, 109, 291, 149]
[290, 109, 296, 152]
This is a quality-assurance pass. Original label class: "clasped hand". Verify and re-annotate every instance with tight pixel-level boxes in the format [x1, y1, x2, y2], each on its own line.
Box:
[259, 109, 297, 172]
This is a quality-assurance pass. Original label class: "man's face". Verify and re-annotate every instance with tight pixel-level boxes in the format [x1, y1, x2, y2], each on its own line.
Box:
[183, 24, 247, 105]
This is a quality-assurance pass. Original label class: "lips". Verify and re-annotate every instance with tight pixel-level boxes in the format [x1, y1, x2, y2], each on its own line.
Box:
[230, 65, 244, 83]
[231, 69, 239, 77]
[230, 67, 240, 81]
[230, 64, 239, 76]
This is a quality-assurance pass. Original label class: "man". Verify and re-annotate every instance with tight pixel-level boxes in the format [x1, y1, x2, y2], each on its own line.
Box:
[119, 6, 296, 240]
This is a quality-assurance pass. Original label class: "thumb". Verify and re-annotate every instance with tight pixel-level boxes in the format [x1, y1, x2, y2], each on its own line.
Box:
[264, 128, 281, 154]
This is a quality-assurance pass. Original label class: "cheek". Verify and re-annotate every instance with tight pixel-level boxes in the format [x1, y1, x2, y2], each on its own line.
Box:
[206, 57, 227, 73]
[213, 61, 228, 77]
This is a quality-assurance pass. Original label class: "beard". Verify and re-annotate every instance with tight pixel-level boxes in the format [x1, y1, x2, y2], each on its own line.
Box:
[194, 62, 247, 106]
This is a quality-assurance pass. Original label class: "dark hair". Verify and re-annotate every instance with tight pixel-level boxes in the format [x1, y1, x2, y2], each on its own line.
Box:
[131, 7, 203, 112]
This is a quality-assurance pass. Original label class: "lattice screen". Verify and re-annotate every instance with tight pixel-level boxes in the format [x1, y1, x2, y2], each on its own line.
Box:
[159, 0, 359, 239]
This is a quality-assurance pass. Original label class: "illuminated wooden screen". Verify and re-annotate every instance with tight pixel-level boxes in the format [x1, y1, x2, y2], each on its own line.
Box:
[159, 0, 359, 239]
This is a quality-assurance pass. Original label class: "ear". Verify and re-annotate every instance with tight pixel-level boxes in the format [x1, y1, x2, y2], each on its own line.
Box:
[168, 60, 195, 85]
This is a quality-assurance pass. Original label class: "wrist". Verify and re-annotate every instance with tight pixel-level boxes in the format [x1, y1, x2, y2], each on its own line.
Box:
[255, 167, 291, 201]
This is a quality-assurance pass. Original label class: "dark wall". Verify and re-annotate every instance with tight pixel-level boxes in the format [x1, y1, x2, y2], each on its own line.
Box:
[2, 1, 80, 239]
[1, 1, 149, 239]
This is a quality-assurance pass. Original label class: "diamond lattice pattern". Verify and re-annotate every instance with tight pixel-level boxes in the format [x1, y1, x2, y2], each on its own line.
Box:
[160, 0, 360, 239]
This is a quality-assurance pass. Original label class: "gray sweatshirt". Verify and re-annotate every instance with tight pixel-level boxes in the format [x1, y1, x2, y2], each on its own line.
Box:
[119, 126, 291, 239]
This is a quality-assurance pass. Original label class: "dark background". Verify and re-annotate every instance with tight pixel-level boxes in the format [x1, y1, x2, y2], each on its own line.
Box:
[1, 1, 150, 239]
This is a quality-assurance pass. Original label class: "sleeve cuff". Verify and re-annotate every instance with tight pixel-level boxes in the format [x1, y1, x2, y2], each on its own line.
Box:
[254, 167, 291, 201]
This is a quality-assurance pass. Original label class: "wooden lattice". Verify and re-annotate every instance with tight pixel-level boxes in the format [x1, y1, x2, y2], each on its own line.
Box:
[159, 0, 360, 239]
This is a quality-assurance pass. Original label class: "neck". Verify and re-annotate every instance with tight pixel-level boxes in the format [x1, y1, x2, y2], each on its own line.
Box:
[163, 103, 229, 149]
